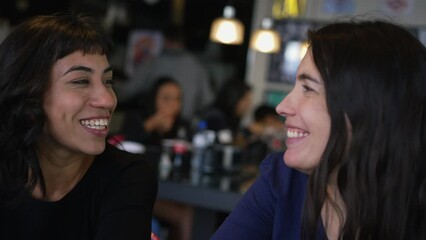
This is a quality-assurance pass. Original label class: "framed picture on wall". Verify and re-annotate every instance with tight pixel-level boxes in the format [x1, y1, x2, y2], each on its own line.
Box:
[124, 30, 163, 76]
[268, 20, 321, 85]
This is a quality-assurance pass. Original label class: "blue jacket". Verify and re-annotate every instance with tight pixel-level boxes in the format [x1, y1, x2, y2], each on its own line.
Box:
[211, 152, 321, 239]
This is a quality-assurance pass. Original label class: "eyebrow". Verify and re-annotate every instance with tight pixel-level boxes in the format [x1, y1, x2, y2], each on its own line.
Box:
[297, 73, 321, 84]
[63, 66, 113, 76]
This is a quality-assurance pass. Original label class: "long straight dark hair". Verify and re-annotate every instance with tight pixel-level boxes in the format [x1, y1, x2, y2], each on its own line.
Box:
[302, 19, 426, 239]
[0, 13, 112, 203]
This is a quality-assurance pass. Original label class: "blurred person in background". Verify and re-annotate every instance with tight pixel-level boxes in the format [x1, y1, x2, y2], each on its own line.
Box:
[241, 104, 286, 166]
[120, 76, 191, 146]
[245, 104, 286, 143]
[116, 76, 193, 240]
[201, 78, 252, 146]
[115, 23, 214, 120]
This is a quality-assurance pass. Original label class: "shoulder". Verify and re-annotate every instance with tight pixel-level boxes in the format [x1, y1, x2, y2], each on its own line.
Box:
[259, 152, 308, 195]
[170, 51, 206, 70]
[211, 152, 307, 239]
[98, 143, 148, 166]
[87, 144, 158, 239]
[93, 144, 158, 186]
[176, 51, 201, 63]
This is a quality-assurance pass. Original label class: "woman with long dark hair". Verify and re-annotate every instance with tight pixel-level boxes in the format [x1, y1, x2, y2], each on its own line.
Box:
[0, 13, 157, 239]
[212, 19, 426, 239]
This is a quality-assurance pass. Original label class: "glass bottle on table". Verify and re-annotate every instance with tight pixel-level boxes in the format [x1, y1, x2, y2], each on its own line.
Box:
[190, 120, 216, 184]
[171, 140, 188, 180]
[158, 146, 172, 180]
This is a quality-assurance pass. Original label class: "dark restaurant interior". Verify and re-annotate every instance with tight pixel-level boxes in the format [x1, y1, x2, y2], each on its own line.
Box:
[1, 0, 426, 239]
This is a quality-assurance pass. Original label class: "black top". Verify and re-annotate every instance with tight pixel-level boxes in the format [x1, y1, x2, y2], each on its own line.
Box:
[0, 144, 158, 240]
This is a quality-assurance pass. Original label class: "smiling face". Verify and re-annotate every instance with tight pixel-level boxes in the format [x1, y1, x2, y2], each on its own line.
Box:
[40, 51, 117, 157]
[276, 49, 331, 174]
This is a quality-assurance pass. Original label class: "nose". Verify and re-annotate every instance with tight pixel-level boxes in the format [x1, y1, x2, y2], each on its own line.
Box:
[275, 89, 295, 118]
[90, 85, 117, 110]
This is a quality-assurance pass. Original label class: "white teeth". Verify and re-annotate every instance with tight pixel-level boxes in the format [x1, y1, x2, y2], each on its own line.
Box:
[287, 129, 308, 138]
[80, 119, 109, 130]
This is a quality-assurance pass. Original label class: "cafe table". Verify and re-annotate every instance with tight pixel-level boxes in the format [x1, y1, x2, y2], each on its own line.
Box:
[140, 140, 259, 239]
[157, 171, 256, 240]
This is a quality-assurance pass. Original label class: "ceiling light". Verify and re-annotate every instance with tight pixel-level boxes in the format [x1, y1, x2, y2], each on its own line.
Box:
[209, 5, 244, 45]
[249, 18, 281, 53]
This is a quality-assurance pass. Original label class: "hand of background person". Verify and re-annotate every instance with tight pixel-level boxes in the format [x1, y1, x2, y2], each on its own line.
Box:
[143, 110, 176, 134]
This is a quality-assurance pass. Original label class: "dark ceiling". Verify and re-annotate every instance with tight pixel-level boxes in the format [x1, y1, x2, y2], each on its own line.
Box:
[0, 0, 254, 79]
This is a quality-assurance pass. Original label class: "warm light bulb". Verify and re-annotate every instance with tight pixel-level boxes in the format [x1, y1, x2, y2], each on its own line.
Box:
[209, 5, 244, 45]
[250, 30, 280, 53]
[210, 17, 244, 45]
[215, 20, 239, 43]
[249, 18, 281, 53]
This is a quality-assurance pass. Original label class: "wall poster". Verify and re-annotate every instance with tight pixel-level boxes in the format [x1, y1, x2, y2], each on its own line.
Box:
[125, 30, 163, 76]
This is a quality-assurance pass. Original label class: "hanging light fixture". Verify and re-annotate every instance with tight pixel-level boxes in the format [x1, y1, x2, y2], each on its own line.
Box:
[249, 18, 281, 53]
[209, 5, 244, 45]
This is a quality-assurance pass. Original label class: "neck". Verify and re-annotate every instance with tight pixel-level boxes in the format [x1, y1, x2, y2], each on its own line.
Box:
[32, 151, 94, 201]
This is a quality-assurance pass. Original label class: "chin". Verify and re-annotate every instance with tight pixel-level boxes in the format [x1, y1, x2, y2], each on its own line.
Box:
[283, 152, 313, 174]
[283, 150, 299, 167]
[82, 141, 106, 155]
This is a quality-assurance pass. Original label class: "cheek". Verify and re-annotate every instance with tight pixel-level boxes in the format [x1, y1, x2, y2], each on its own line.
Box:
[317, 117, 331, 150]
[111, 91, 118, 110]
[44, 91, 83, 123]
[43, 94, 58, 122]
[174, 99, 182, 109]
[169, 100, 181, 115]
[311, 103, 331, 151]
[156, 100, 167, 111]
[41, 99, 63, 142]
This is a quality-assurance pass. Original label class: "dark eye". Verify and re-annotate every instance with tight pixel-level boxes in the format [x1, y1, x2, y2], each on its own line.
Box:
[302, 84, 314, 92]
[72, 79, 89, 85]
[104, 79, 115, 87]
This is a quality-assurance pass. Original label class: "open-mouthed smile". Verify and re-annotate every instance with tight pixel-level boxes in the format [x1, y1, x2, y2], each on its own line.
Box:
[287, 128, 308, 138]
[80, 119, 109, 130]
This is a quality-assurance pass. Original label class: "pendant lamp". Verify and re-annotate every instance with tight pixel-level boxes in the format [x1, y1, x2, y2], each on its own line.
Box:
[249, 18, 281, 53]
[209, 5, 244, 45]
